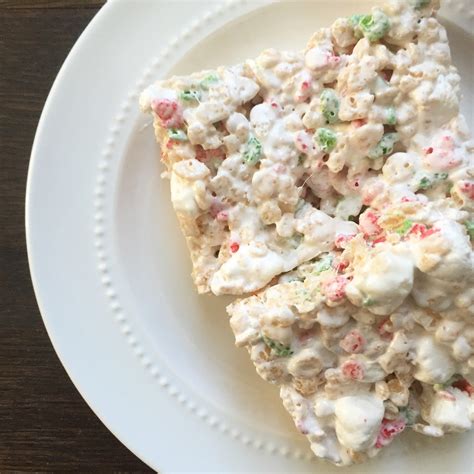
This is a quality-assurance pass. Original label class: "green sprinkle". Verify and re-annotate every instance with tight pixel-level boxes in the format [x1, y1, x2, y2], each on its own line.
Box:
[465, 221, 474, 240]
[179, 90, 201, 102]
[314, 255, 333, 275]
[298, 154, 306, 165]
[368, 132, 399, 159]
[168, 129, 187, 141]
[320, 89, 340, 124]
[315, 128, 337, 153]
[419, 177, 432, 190]
[243, 137, 262, 164]
[386, 107, 397, 125]
[359, 11, 390, 42]
[363, 296, 375, 307]
[262, 335, 293, 357]
[434, 172, 449, 181]
[199, 73, 219, 90]
[395, 219, 413, 235]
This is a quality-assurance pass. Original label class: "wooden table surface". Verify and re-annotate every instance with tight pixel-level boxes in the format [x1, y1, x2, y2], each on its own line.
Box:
[0, 1, 153, 471]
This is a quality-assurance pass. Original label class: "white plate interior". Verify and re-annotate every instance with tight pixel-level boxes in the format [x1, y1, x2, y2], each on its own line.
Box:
[113, 0, 474, 467]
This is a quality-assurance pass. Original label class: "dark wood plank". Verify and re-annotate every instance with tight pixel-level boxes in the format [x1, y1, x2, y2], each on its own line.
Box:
[0, 0, 104, 8]
[0, 1, 153, 471]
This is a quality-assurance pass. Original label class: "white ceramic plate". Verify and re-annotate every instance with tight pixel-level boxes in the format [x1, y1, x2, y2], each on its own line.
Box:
[26, 1, 474, 472]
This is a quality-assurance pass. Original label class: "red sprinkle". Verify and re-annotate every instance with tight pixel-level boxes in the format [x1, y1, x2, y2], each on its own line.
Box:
[151, 98, 183, 128]
[301, 81, 311, 90]
[375, 418, 406, 449]
[372, 236, 386, 245]
[452, 378, 474, 396]
[460, 181, 474, 200]
[341, 360, 365, 380]
[359, 210, 382, 237]
[408, 224, 439, 239]
[424, 147, 434, 155]
[340, 330, 366, 354]
[323, 276, 348, 302]
[230, 242, 240, 253]
[335, 260, 349, 273]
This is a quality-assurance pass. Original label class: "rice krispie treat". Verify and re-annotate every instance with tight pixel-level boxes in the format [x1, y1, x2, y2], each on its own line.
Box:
[141, 0, 474, 465]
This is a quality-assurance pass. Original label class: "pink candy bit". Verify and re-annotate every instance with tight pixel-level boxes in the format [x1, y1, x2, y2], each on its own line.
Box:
[230, 242, 240, 253]
[359, 210, 382, 237]
[323, 276, 348, 302]
[341, 360, 364, 380]
[151, 98, 183, 128]
[375, 418, 406, 449]
[459, 181, 474, 200]
[441, 135, 455, 149]
[301, 80, 311, 91]
[295, 131, 315, 154]
[425, 135, 462, 170]
[452, 378, 474, 396]
[340, 330, 366, 354]
[401, 196, 414, 203]
[334, 233, 356, 249]
[352, 118, 367, 128]
[216, 211, 228, 222]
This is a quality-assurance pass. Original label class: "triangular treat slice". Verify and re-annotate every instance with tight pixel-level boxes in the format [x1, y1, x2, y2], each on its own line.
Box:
[140, 58, 358, 295]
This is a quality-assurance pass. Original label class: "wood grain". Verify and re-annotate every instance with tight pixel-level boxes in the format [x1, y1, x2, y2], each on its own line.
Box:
[0, 1, 152, 471]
